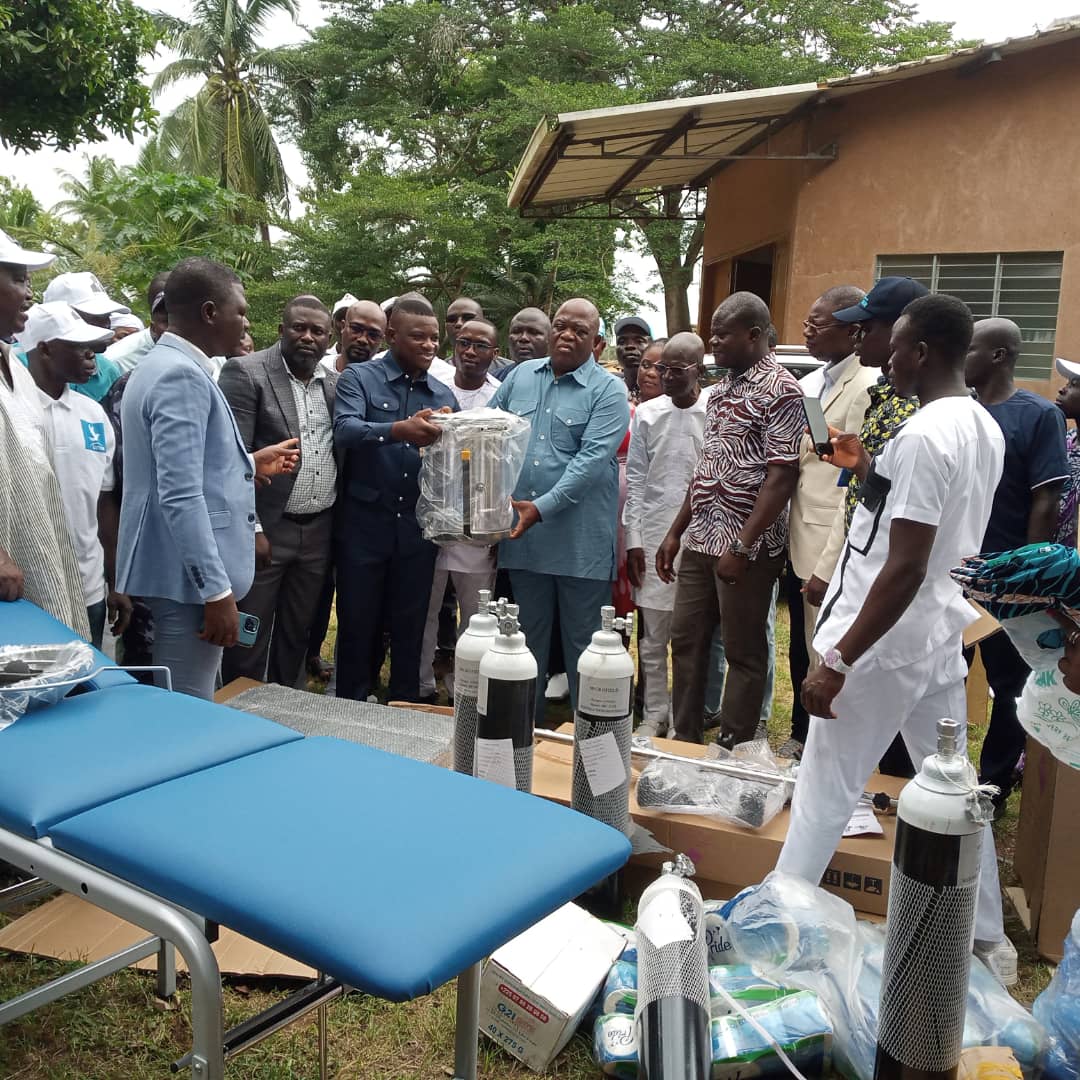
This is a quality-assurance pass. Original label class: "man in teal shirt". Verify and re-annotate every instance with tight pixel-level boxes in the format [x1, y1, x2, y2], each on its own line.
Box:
[491, 297, 631, 721]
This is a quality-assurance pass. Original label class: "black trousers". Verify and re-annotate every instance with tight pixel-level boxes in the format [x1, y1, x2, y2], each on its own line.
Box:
[784, 562, 811, 744]
[335, 505, 437, 703]
[974, 629, 1031, 799]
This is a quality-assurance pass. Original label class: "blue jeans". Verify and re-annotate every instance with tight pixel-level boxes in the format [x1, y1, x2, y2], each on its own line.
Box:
[86, 600, 107, 650]
[703, 581, 777, 726]
[507, 570, 612, 724]
[147, 597, 222, 700]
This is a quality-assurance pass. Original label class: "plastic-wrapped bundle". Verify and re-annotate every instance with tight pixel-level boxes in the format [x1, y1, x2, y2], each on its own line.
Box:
[452, 590, 498, 775]
[415, 408, 532, 544]
[593, 991, 832, 1079]
[634, 854, 711, 1080]
[635, 757, 787, 829]
[0, 642, 96, 730]
[1034, 909, 1080, 1080]
[723, 873, 1047, 1080]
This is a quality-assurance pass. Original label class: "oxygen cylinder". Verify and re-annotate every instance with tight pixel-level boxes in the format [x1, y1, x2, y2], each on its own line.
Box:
[634, 854, 711, 1080]
[573, 605, 634, 917]
[476, 602, 536, 792]
[452, 589, 498, 776]
[874, 718, 988, 1080]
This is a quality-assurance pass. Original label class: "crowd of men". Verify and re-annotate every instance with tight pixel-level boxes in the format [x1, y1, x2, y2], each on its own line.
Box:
[4, 227, 1076, 989]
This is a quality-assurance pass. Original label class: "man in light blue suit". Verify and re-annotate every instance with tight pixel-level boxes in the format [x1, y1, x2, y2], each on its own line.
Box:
[117, 258, 298, 698]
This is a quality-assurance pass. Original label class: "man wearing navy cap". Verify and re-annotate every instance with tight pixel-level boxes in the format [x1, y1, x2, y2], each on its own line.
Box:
[615, 315, 652, 402]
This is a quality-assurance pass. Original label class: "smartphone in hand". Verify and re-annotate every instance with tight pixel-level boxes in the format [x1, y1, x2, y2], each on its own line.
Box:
[802, 395, 833, 457]
[237, 612, 261, 647]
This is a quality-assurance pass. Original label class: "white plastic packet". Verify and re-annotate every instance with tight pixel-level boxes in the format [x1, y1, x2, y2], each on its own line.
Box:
[0, 642, 97, 730]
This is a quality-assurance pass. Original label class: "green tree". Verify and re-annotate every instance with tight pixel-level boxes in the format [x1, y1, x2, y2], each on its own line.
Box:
[151, 0, 311, 241]
[0, 0, 158, 152]
[282, 0, 959, 331]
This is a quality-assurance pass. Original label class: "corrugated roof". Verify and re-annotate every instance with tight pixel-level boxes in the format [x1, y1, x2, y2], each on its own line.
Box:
[509, 20, 1080, 211]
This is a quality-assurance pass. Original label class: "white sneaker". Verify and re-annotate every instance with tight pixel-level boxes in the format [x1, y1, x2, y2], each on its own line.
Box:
[545, 672, 570, 701]
[636, 721, 661, 738]
[974, 937, 1018, 987]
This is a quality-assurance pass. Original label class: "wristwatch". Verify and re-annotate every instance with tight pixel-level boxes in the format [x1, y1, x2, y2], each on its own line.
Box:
[729, 538, 752, 559]
[822, 647, 853, 675]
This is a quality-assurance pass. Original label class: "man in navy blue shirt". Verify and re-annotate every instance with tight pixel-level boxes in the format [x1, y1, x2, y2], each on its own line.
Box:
[333, 297, 456, 702]
[965, 316, 1069, 810]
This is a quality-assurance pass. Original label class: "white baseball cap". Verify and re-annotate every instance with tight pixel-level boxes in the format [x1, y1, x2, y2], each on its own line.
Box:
[333, 292, 360, 317]
[381, 295, 399, 314]
[111, 311, 145, 331]
[0, 228, 55, 271]
[43, 272, 129, 317]
[1057, 357, 1080, 381]
[16, 302, 114, 355]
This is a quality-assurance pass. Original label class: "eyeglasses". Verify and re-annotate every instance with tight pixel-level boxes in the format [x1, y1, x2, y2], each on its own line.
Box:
[802, 320, 843, 336]
[446, 313, 481, 324]
[347, 324, 383, 341]
[456, 338, 495, 354]
[655, 363, 697, 374]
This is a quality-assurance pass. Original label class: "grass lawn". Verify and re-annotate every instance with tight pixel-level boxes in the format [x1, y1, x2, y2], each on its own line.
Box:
[0, 599, 1056, 1078]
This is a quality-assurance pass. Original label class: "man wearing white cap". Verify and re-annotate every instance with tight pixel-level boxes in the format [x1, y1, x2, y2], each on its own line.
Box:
[0, 229, 89, 635]
[42, 271, 128, 401]
[320, 291, 360, 372]
[104, 272, 171, 374]
[20, 302, 133, 646]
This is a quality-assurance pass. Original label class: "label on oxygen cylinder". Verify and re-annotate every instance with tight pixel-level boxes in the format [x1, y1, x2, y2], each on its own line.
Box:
[475, 737, 516, 788]
[578, 675, 633, 719]
[578, 731, 627, 796]
[456, 657, 480, 698]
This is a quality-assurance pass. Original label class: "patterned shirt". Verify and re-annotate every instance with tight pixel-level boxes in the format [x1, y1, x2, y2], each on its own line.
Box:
[684, 356, 804, 558]
[280, 354, 337, 514]
[1056, 426, 1080, 548]
[843, 379, 919, 530]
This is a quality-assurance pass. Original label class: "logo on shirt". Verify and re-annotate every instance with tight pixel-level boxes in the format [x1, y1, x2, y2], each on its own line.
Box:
[81, 420, 107, 452]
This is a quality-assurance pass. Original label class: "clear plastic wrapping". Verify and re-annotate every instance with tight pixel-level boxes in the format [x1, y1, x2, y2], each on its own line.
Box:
[0, 642, 97, 730]
[416, 408, 532, 544]
[634, 743, 790, 830]
[1034, 909, 1080, 1080]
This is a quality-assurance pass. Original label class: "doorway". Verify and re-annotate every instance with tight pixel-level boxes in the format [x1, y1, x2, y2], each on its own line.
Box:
[730, 244, 775, 307]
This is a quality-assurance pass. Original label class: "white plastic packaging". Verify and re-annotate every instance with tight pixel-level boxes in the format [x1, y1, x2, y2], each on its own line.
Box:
[0, 642, 97, 730]
[416, 407, 531, 544]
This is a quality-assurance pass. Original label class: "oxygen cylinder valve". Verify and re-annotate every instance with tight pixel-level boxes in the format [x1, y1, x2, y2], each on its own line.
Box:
[937, 717, 959, 759]
[497, 603, 521, 637]
[600, 604, 634, 637]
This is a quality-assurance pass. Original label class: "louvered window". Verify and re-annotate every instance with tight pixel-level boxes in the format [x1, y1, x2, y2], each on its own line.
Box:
[875, 252, 1063, 380]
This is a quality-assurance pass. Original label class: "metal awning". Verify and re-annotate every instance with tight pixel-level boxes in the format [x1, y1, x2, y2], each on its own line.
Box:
[509, 20, 1080, 215]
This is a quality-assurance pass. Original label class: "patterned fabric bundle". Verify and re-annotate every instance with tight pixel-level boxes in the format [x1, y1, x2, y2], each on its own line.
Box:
[950, 543, 1080, 621]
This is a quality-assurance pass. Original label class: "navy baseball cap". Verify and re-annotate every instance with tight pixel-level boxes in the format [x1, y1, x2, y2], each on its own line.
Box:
[834, 276, 930, 324]
[614, 315, 652, 338]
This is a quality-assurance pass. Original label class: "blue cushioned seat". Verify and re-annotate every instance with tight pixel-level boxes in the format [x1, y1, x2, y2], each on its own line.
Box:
[50, 737, 631, 999]
[0, 599, 133, 690]
[0, 684, 301, 838]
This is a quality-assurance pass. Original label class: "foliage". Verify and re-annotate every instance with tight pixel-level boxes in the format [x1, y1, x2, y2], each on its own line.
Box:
[149, 0, 312, 222]
[279, 0, 961, 330]
[0, 0, 158, 152]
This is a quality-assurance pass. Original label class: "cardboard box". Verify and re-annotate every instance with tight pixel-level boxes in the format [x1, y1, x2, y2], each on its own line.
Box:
[1013, 736, 1080, 961]
[533, 727, 905, 917]
[479, 902, 626, 1071]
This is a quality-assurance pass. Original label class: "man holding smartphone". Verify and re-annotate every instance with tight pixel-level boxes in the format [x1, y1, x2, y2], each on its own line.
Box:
[118, 258, 299, 699]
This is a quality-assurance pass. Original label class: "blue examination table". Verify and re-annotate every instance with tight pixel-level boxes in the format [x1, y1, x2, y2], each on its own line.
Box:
[0, 601, 631, 1078]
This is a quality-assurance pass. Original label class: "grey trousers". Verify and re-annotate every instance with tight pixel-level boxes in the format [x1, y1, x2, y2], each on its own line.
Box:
[670, 546, 785, 745]
[222, 510, 334, 689]
[147, 597, 222, 701]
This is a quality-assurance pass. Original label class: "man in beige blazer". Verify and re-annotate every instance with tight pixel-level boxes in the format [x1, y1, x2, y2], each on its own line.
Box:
[783, 285, 877, 756]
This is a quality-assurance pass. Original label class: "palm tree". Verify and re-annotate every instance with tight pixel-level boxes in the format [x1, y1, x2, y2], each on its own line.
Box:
[152, 0, 307, 243]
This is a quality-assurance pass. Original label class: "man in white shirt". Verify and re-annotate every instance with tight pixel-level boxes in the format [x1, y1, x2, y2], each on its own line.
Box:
[624, 333, 711, 736]
[775, 294, 1015, 984]
[20, 303, 133, 647]
[419, 318, 502, 698]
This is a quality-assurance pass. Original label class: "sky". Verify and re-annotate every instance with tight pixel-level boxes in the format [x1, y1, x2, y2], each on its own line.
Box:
[1, 0, 1074, 332]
